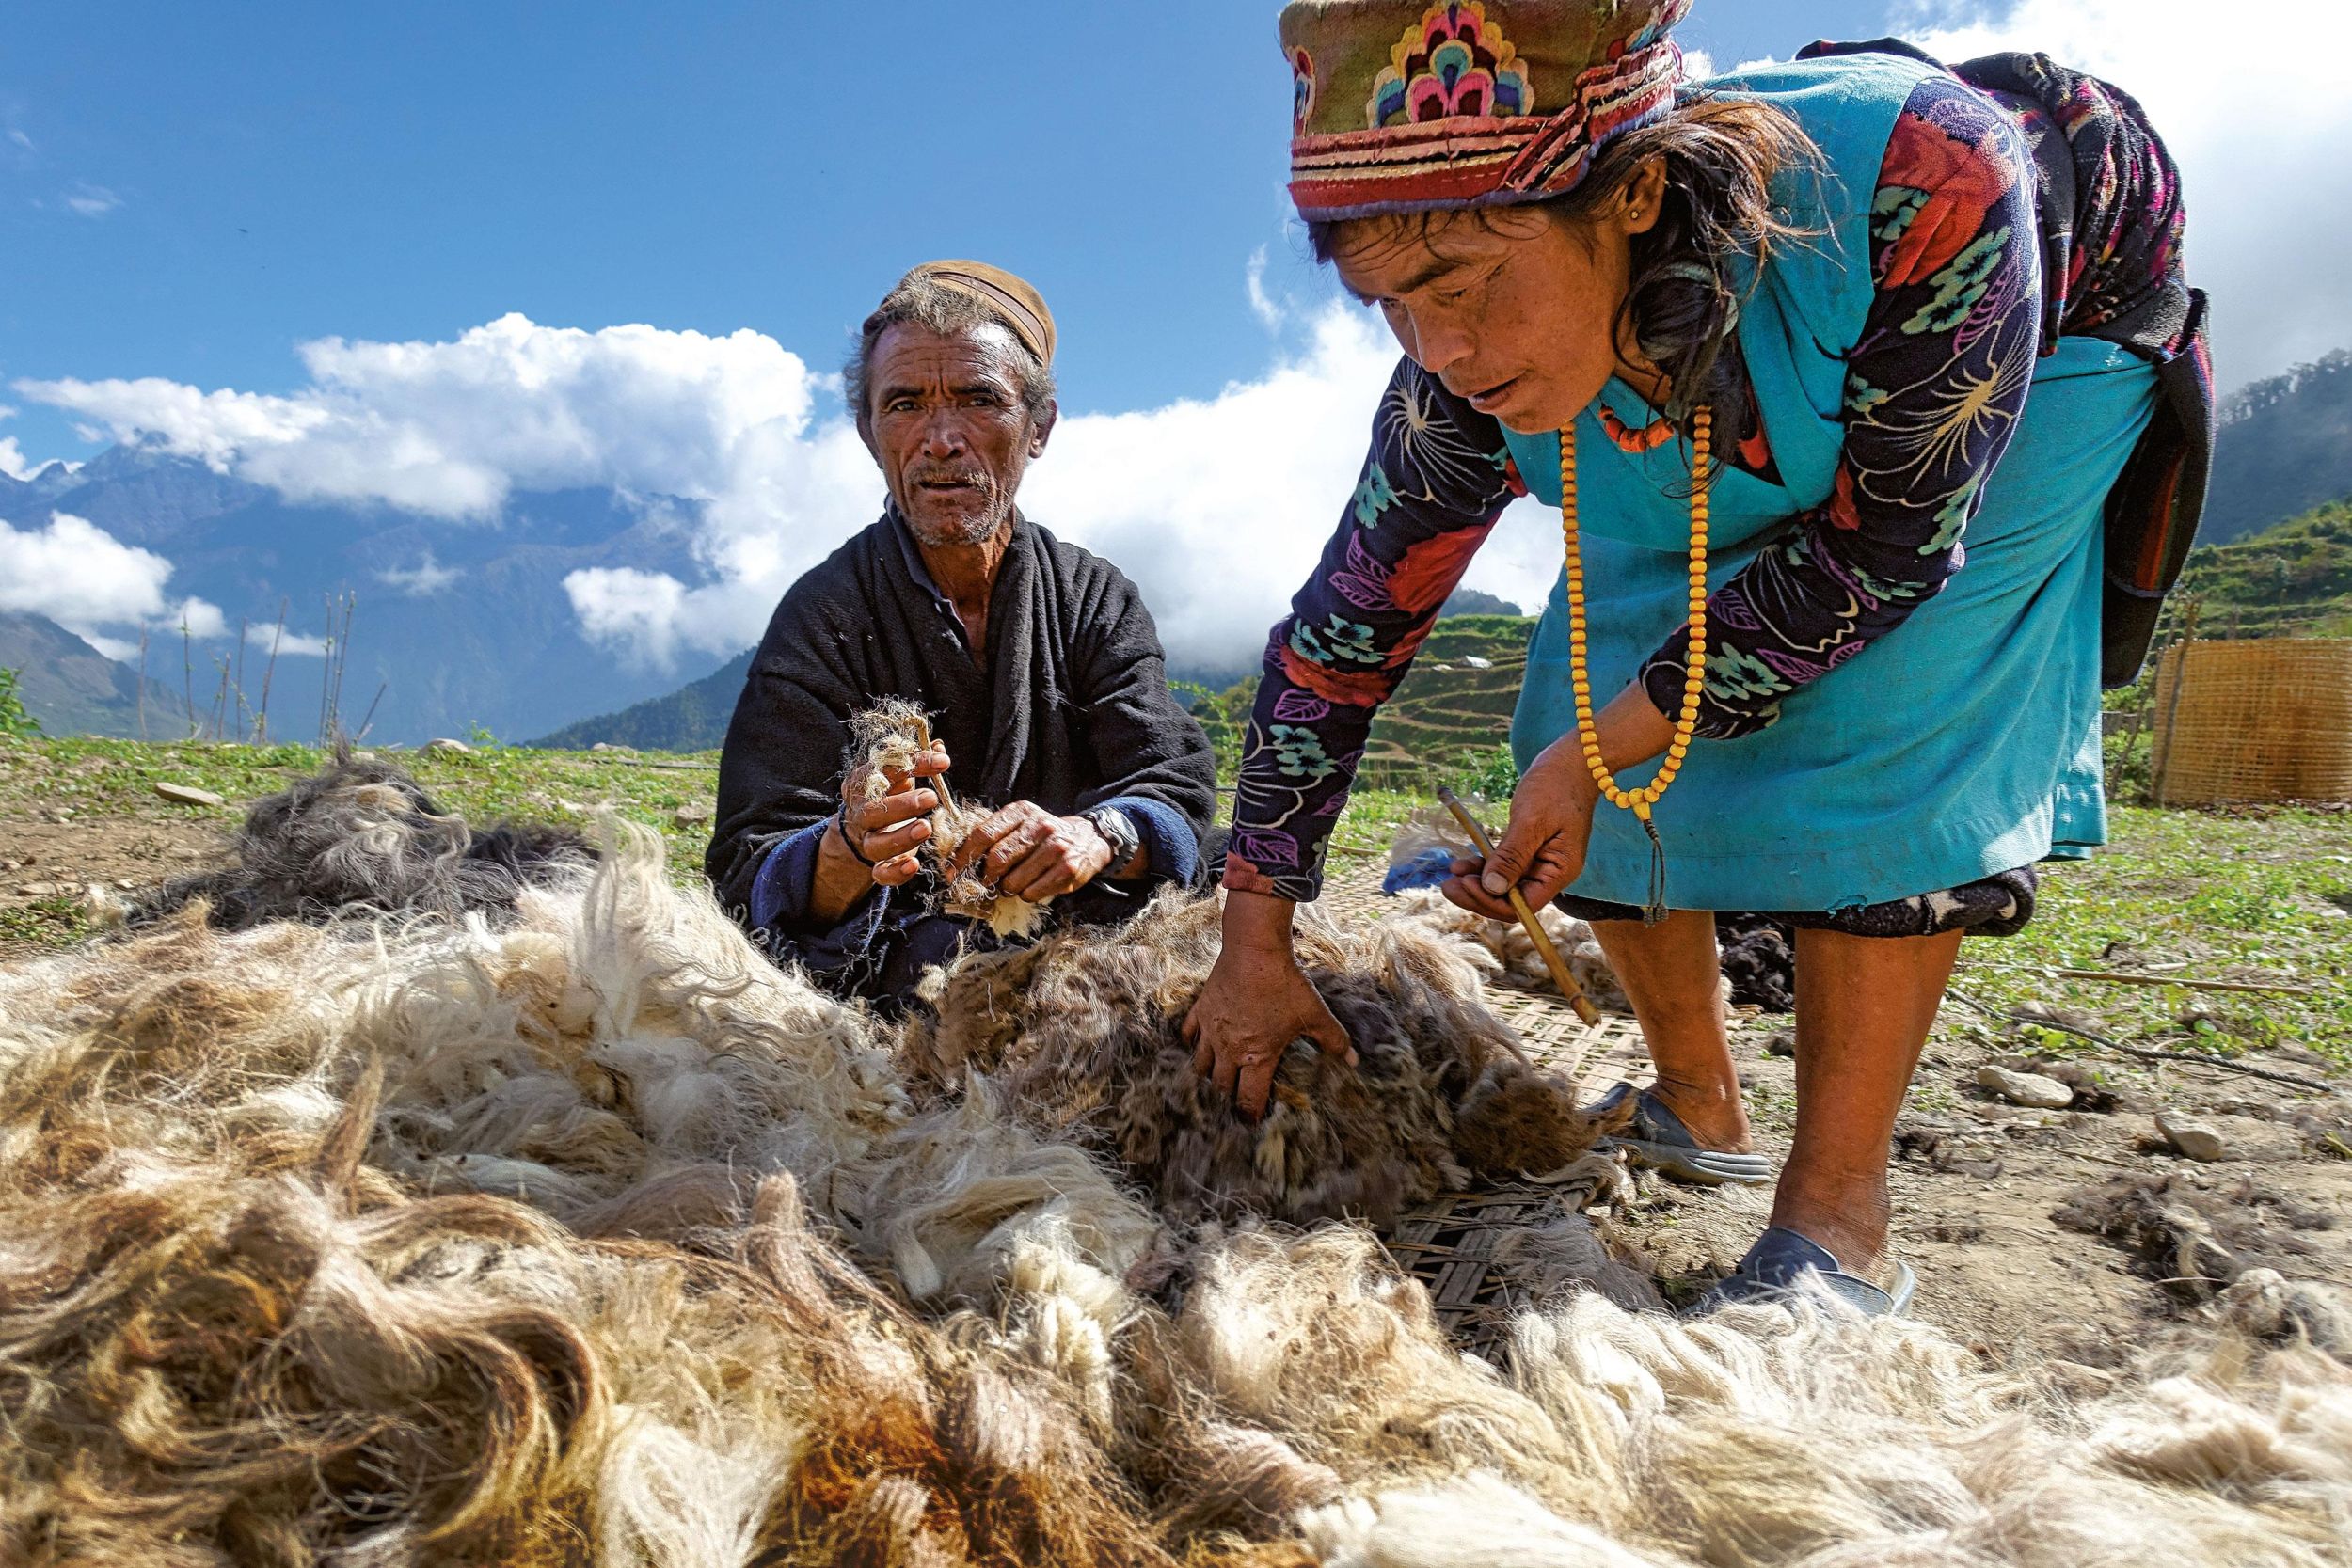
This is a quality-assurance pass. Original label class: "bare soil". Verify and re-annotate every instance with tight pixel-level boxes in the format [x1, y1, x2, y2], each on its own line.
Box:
[1613, 1011, 2352, 1367]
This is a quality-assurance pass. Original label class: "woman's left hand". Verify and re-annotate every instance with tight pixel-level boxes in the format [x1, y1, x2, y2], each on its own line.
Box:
[1442, 735, 1600, 920]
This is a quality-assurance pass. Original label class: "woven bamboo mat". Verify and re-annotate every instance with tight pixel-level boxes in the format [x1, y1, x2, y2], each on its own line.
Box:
[1320, 854, 1654, 1347]
[1318, 854, 1649, 1096]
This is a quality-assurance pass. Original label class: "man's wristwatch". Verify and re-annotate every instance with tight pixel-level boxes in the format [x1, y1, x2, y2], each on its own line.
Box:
[1079, 806, 1141, 875]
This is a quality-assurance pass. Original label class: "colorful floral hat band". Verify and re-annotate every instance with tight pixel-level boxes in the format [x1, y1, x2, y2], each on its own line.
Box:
[1281, 0, 1693, 222]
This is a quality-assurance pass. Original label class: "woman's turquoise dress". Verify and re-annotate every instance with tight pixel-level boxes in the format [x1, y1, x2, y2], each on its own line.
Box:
[1508, 54, 2153, 913]
[1221, 50, 2176, 918]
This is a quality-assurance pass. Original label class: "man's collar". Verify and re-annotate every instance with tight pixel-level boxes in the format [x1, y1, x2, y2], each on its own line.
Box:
[884, 504, 953, 610]
[882, 503, 1025, 608]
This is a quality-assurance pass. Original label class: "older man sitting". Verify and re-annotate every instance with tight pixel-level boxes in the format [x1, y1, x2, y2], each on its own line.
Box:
[707, 261, 1218, 1005]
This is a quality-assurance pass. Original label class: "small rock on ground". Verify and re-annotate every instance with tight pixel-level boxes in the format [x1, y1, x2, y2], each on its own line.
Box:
[1977, 1063, 2075, 1110]
[672, 802, 714, 830]
[2150, 1111, 2308, 1164]
[152, 783, 225, 808]
[2156, 1109, 2228, 1163]
[423, 737, 474, 754]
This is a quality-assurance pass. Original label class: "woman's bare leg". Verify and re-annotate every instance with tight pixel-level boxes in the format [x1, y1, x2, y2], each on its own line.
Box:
[1588, 911, 1751, 1152]
[1596, 913, 1966, 1275]
[1774, 927, 1964, 1275]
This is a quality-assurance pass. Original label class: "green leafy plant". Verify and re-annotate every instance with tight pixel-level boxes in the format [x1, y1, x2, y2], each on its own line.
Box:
[1447, 743, 1521, 801]
[0, 668, 41, 739]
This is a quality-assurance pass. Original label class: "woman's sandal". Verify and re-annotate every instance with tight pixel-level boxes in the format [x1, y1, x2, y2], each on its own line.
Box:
[1684, 1227, 1918, 1318]
[1589, 1083, 1775, 1187]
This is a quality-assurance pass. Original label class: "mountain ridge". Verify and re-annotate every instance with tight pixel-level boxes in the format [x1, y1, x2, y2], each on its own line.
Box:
[5, 351, 2342, 743]
[0, 611, 195, 739]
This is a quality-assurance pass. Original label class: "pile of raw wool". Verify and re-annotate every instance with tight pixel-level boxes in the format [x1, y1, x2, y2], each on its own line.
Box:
[1715, 911, 1798, 1013]
[5, 757, 2351, 1566]
[0, 779, 1257, 1563]
[6, 760, 1172, 1307]
[0, 1069, 1295, 1564]
[1381, 802, 1800, 1016]
[905, 891, 1623, 1227]
[127, 751, 596, 929]
[1385, 885, 1637, 1014]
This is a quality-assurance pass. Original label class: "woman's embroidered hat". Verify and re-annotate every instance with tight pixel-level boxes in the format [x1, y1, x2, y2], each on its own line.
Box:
[1280, 0, 1692, 221]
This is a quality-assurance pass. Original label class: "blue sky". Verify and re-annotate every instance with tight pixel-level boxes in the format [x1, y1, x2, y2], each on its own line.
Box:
[5, 0, 1899, 462]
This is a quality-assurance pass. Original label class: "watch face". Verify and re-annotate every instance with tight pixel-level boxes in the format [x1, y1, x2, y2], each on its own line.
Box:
[1089, 809, 1137, 862]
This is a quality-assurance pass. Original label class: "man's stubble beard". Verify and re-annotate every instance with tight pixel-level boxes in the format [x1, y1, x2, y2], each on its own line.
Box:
[902, 495, 1011, 549]
[898, 459, 1027, 550]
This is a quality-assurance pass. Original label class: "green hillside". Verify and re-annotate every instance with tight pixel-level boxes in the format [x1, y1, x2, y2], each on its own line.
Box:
[1200, 498, 2352, 793]
[1359, 614, 1534, 786]
[530, 648, 753, 751]
[2202, 351, 2352, 546]
[2170, 498, 2352, 639]
[1184, 613, 1535, 788]
[0, 612, 195, 739]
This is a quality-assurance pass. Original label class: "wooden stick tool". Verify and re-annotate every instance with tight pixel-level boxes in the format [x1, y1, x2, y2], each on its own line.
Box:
[1436, 786, 1602, 1026]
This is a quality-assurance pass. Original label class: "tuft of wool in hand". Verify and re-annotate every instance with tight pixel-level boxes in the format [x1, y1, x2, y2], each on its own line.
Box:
[847, 700, 1050, 939]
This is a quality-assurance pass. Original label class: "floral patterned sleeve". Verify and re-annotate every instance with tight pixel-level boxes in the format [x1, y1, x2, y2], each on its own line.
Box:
[1638, 74, 2046, 738]
[1223, 358, 1521, 901]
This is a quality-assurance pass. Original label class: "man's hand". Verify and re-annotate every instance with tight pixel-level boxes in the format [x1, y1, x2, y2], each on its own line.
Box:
[838, 743, 953, 888]
[1182, 889, 1357, 1119]
[809, 743, 950, 924]
[944, 800, 1113, 900]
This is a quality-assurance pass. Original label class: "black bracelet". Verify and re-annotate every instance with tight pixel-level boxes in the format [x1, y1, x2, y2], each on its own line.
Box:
[833, 806, 877, 869]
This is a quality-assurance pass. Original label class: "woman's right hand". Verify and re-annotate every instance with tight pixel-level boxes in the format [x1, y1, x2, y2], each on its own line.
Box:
[1183, 889, 1358, 1119]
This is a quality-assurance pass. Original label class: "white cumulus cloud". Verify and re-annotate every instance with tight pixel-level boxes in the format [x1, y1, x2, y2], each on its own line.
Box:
[20, 313, 818, 520]
[1029, 302, 1501, 670]
[0, 512, 229, 654]
[238, 624, 329, 658]
[1246, 246, 1286, 333]
[0, 404, 44, 482]
[375, 553, 461, 596]
[564, 568, 691, 671]
[1897, 0, 2352, 388]
[40, 0, 2334, 688]
[13, 301, 1565, 674]
[574, 298, 1559, 674]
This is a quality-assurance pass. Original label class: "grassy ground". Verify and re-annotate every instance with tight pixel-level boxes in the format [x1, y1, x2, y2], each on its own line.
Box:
[0, 737, 722, 955]
[1322, 782, 2352, 1067]
[1944, 804, 2352, 1069]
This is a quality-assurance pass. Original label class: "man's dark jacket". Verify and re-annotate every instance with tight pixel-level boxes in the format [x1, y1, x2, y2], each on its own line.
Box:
[707, 509, 1218, 1001]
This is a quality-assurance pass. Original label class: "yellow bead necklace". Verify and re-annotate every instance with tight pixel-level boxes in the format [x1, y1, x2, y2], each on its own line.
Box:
[1559, 404, 1711, 924]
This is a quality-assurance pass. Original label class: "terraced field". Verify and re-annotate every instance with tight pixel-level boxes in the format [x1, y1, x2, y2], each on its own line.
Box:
[1359, 614, 1535, 787]
[1182, 613, 1539, 787]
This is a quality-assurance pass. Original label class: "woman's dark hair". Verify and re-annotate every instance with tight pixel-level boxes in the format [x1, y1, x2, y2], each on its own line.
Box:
[1308, 93, 1820, 436]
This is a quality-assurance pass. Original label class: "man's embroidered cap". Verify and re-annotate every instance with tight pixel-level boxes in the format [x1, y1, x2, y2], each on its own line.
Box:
[1280, 0, 1691, 222]
[903, 260, 1057, 369]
